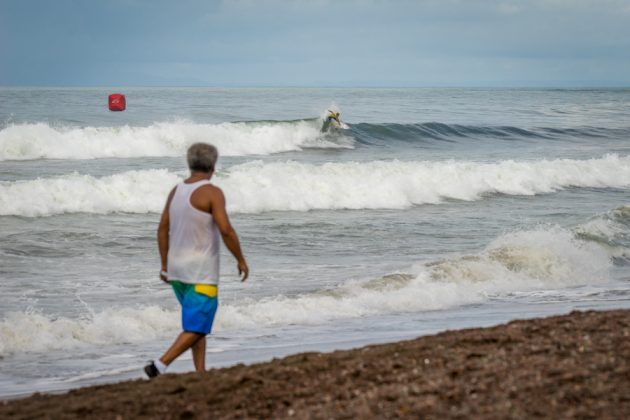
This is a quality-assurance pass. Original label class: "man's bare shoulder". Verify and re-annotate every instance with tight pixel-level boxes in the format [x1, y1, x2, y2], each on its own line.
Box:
[190, 183, 224, 213]
[193, 184, 225, 207]
[196, 183, 224, 197]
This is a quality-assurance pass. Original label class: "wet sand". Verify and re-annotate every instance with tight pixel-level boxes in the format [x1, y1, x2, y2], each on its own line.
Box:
[1, 309, 628, 419]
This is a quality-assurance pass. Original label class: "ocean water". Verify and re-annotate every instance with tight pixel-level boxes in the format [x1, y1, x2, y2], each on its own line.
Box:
[0, 87, 629, 397]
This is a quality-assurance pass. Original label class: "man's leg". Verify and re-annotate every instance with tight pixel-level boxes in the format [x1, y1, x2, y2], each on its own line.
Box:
[192, 336, 206, 371]
[159, 331, 205, 366]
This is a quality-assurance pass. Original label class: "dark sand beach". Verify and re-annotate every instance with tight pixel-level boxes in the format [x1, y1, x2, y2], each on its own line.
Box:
[2, 309, 628, 419]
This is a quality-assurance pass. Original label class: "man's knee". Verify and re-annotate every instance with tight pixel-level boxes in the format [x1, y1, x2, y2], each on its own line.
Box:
[192, 335, 206, 344]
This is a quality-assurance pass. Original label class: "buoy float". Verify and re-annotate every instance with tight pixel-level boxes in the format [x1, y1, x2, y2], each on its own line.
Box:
[108, 93, 126, 111]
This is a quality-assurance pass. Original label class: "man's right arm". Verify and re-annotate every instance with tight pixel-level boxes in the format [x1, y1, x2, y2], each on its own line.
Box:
[208, 186, 249, 281]
[157, 187, 176, 283]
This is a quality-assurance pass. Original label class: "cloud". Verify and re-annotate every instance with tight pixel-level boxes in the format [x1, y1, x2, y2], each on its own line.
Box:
[1, 0, 629, 86]
[498, 3, 521, 15]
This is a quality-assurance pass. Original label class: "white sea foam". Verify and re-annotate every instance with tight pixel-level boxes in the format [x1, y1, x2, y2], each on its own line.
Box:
[0, 226, 614, 354]
[221, 154, 630, 213]
[0, 120, 352, 161]
[219, 226, 612, 329]
[0, 306, 179, 354]
[1, 154, 629, 217]
[574, 205, 630, 258]
[0, 169, 181, 217]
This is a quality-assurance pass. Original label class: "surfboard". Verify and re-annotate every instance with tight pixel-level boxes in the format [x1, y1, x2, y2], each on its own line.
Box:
[322, 119, 349, 132]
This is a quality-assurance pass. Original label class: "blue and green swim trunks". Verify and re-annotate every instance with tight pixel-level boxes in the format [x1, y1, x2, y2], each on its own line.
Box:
[170, 281, 218, 335]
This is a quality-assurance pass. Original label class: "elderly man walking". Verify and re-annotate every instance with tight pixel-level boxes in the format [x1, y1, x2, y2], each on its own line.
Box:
[145, 143, 249, 378]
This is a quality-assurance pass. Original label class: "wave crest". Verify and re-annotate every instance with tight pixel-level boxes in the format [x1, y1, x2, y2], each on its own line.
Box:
[1, 155, 629, 217]
[575, 205, 630, 260]
[0, 119, 353, 161]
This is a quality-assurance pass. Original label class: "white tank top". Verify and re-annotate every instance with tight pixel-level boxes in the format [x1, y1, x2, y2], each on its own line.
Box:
[167, 180, 220, 285]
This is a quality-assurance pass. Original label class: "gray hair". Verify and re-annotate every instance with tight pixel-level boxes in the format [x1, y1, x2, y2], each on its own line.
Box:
[187, 143, 218, 173]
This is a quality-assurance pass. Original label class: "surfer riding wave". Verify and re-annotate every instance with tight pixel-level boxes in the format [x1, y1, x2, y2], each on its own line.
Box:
[322, 109, 348, 132]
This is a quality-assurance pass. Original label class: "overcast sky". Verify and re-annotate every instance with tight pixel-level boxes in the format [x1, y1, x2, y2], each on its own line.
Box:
[1, 0, 629, 87]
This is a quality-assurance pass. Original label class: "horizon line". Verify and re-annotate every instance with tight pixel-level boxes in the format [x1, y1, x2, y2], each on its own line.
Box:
[2, 83, 630, 89]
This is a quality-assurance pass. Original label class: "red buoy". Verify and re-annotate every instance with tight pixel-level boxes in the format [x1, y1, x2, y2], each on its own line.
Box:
[108, 93, 126, 111]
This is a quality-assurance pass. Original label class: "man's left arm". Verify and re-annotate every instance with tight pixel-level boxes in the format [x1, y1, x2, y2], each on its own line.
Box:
[208, 186, 249, 282]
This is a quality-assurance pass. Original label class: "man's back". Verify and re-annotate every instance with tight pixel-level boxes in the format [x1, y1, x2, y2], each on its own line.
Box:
[167, 180, 220, 285]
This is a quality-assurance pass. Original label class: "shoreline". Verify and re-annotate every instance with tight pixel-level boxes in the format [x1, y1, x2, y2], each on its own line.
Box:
[1, 309, 628, 418]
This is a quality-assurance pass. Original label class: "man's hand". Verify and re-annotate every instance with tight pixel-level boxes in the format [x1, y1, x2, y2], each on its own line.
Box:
[238, 260, 249, 282]
[160, 269, 169, 284]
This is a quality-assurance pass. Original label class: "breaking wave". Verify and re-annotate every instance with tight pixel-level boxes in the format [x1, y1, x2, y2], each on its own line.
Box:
[220, 226, 613, 329]
[3, 119, 628, 162]
[0, 225, 616, 354]
[575, 205, 630, 260]
[1, 154, 629, 217]
[0, 119, 353, 161]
